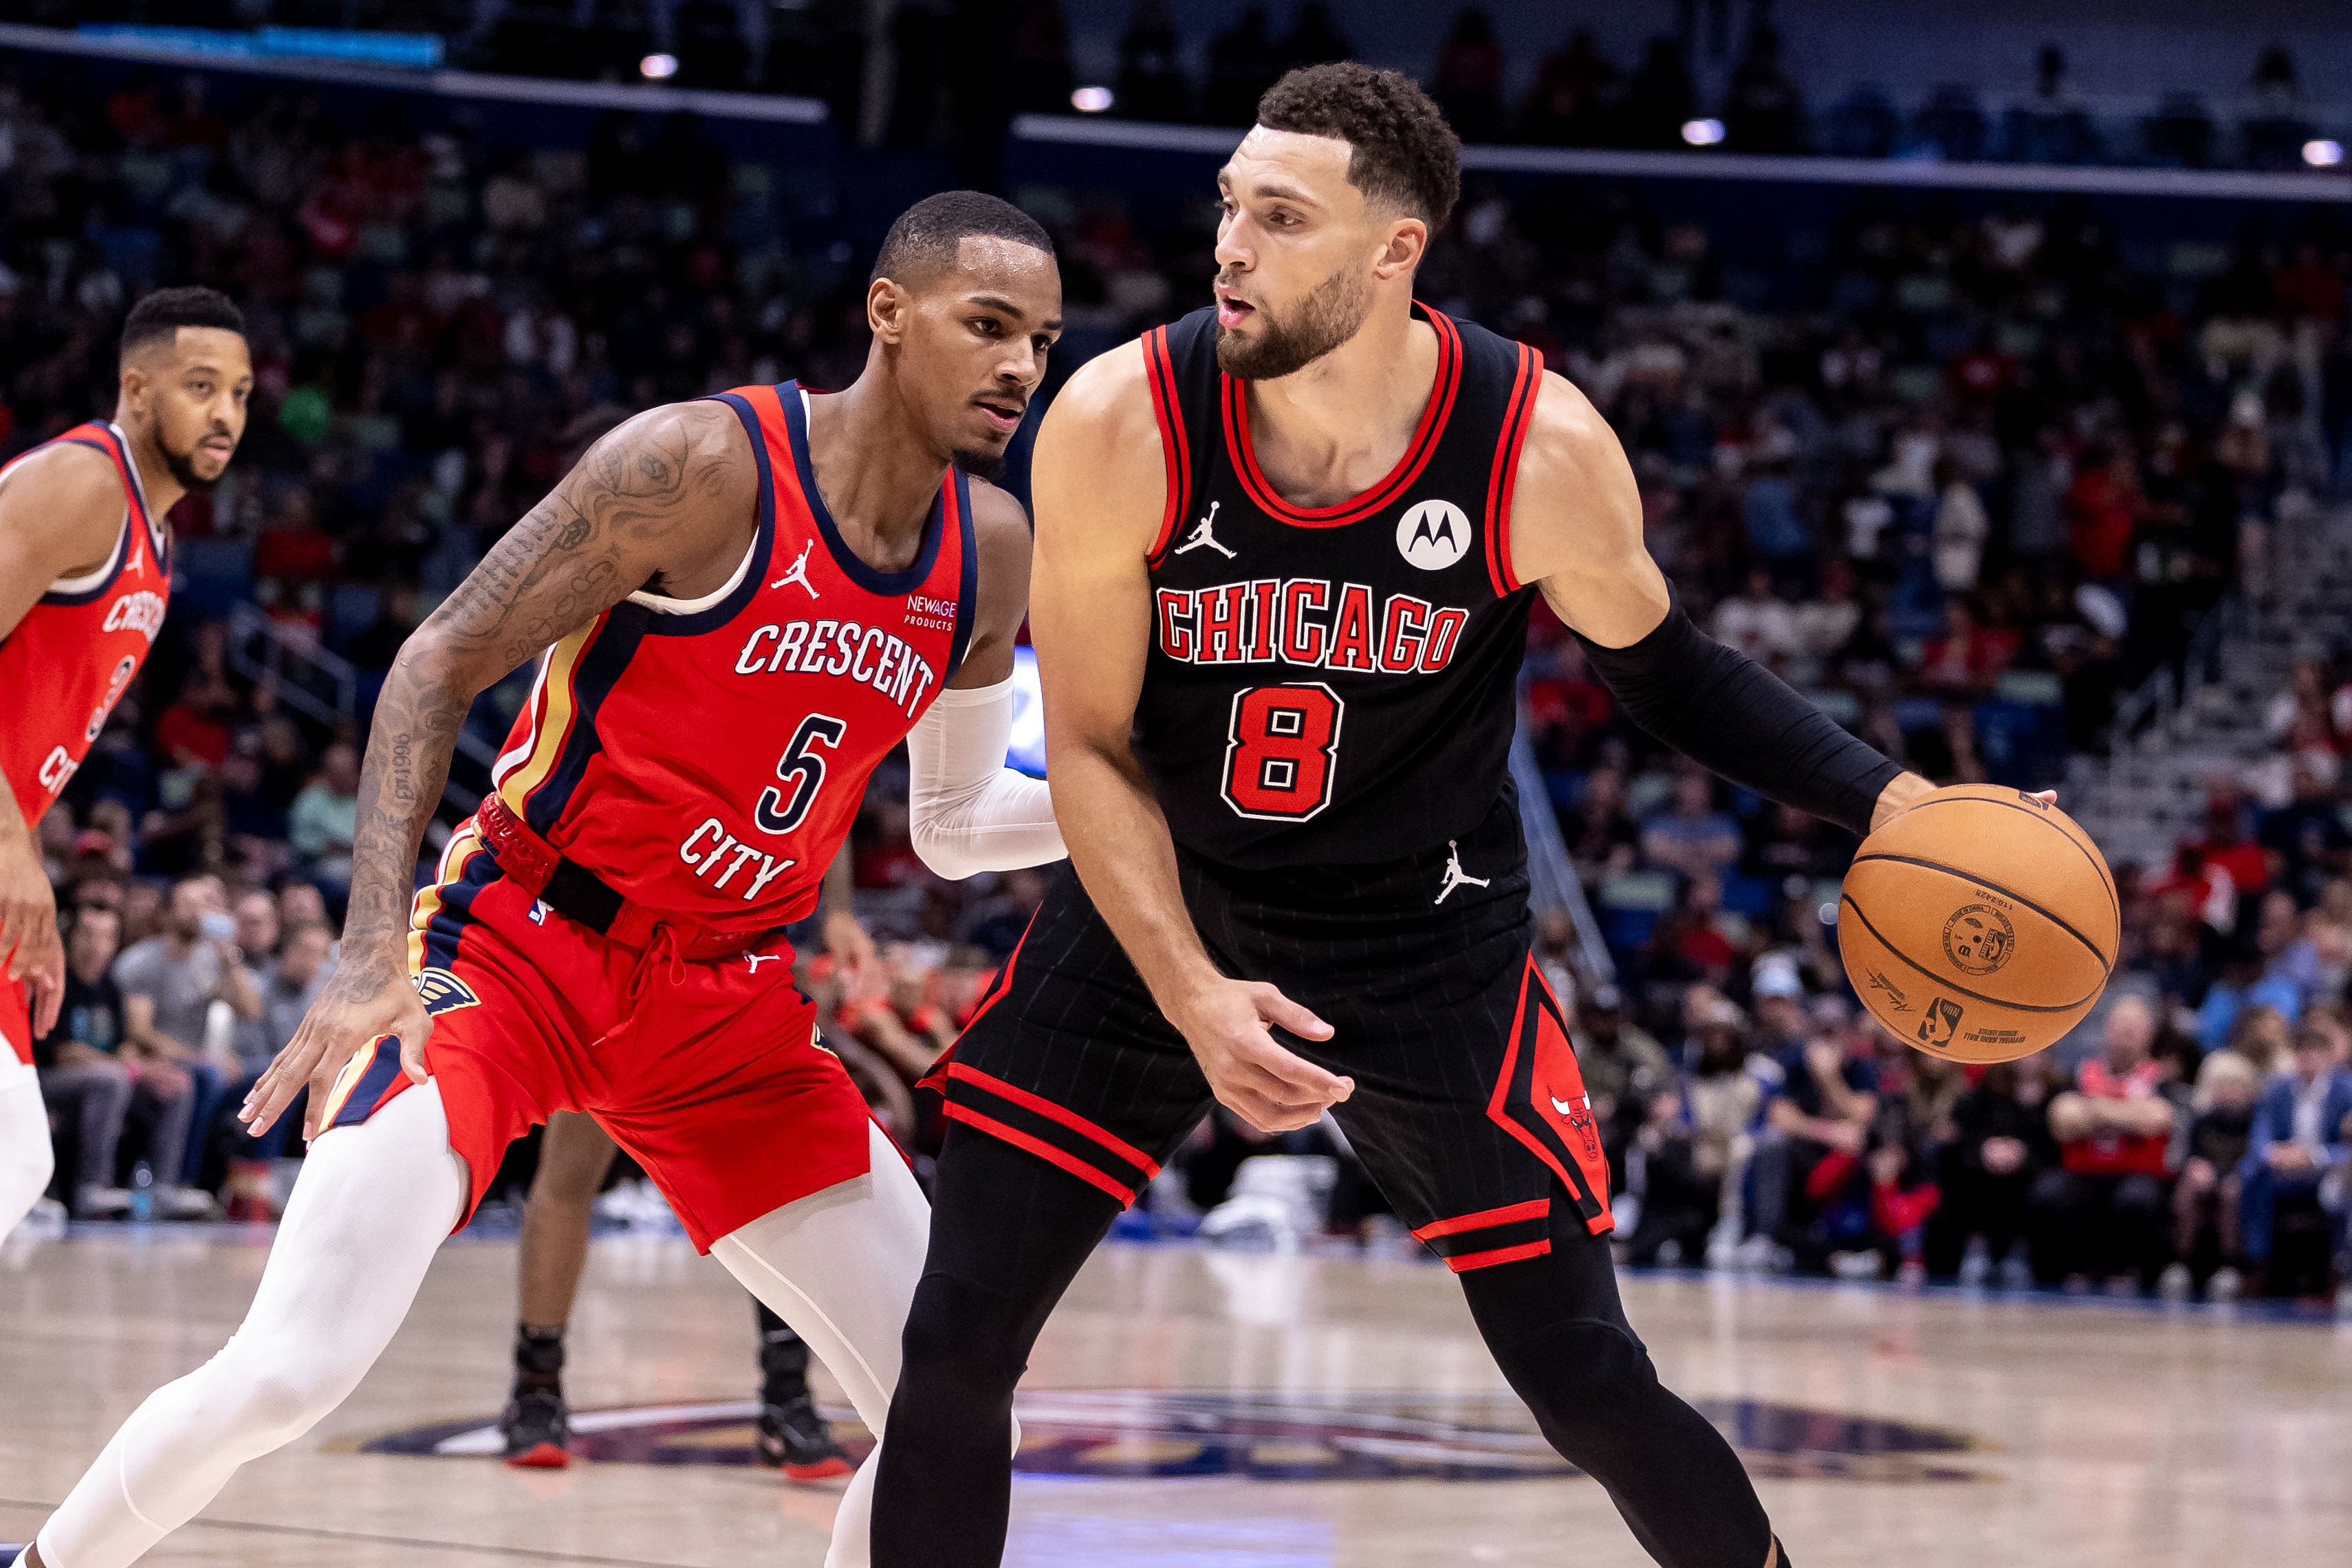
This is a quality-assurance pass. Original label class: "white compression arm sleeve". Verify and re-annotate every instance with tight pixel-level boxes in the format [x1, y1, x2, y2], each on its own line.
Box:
[906, 677, 1064, 881]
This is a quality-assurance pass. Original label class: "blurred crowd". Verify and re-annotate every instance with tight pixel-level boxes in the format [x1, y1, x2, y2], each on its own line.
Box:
[6, 45, 2352, 1298]
[24, 4, 2344, 171]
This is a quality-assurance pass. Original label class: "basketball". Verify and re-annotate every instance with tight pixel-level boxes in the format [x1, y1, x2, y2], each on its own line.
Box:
[1838, 785, 2117, 1063]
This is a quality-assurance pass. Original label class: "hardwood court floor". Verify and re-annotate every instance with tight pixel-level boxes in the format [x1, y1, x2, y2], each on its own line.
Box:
[3, 1227, 2348, 1568]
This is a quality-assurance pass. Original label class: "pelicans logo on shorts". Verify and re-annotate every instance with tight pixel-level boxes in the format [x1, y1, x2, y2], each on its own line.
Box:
[413, 968, 483, 1015]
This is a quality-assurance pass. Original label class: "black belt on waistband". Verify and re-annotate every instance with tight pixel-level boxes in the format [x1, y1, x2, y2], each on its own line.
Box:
[539, 855, 624, 935]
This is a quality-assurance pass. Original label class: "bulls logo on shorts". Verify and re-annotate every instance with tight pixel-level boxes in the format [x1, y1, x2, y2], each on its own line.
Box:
[1485, 959, 1615, 1236]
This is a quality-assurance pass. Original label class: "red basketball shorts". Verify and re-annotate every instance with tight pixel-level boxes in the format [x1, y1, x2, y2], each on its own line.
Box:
[3, 976, 30, 1066]
[320, 822, 872, 1252]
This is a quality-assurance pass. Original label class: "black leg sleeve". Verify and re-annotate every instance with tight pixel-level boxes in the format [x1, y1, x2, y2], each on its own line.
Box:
[1458, 1202, 1777, 1568]
[871, 1124, 1125, 1568]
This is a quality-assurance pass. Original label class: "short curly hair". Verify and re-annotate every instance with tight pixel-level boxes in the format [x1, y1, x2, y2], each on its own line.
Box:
[1256, 63, 1461, 228]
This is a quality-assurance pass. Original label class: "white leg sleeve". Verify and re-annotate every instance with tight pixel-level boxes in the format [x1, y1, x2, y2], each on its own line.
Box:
[0, 1054, 55, 1240]
[33, 1082, 465, 1568]
[713, 1122, 988, 1568]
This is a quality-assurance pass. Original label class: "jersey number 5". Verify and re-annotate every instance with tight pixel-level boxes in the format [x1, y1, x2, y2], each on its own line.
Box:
[756, 715, 846, 835]
[1220, 684, 1343, 822]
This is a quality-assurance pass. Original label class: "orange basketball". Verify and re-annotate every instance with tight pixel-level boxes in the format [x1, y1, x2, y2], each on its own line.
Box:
[1836, 785, 2117, 1063]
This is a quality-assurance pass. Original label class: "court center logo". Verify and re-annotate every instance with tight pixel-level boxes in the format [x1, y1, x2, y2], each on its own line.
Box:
[1941, 904, 2015, 975]
[1396, 500, 1471, 570]
[353, 1389, 1990, 1483]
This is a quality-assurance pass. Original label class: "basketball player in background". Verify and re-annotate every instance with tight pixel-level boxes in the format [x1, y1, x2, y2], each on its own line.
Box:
[13, 192, 1066, 1568]
[876, 69, 1936, 1568]
[0, 289, 250, 1240]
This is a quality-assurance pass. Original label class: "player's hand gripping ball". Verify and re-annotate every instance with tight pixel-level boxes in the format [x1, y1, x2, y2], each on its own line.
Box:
[1837, 785, 2117, 1063]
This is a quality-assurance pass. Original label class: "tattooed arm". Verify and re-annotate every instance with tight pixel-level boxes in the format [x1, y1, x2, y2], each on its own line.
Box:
[243, 401, 756, 1142]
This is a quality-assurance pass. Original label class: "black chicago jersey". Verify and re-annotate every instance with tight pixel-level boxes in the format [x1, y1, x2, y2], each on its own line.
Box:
[1133, 301, 1543, 869]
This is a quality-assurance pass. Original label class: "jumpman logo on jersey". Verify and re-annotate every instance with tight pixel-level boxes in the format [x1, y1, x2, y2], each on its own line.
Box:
[1173, 501, 1236, 559]
[770, 541, 820, 599]
[743, 952, 786, 974]
[1433, 840, 1491, 905]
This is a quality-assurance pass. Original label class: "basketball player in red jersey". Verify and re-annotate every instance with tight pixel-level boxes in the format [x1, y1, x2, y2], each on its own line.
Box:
[0, 288, 250, 1241]
[875, 72, 1938, 1567]
[14, 193, 1065, 1568]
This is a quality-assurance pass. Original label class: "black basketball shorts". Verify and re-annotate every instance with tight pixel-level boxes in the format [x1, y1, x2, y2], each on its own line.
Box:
[924, 799, 1616, 1272]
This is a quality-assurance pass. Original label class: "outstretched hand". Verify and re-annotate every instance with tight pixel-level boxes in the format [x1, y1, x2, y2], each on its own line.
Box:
[241, 948, 431, 1140]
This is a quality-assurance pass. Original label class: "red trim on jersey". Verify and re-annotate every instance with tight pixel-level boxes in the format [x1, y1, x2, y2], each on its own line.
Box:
[951, 909, 1035, 1038]
[1221, 304, 1462, 529]
[937, 1102, 1140, 1205]
[1483, 343, 1541, 599]
[1143, 327, 1190, 565]
[1443, 1239, 1552, 1273]
[1410, 1197, 1551, 1242]
[935, 1060, 1162, 1177]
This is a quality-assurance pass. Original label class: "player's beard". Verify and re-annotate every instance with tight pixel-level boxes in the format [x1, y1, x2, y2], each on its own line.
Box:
[161, 430, 228, 493]
[950, 446, 1008, 481]
[1215, 263, 1373, 382]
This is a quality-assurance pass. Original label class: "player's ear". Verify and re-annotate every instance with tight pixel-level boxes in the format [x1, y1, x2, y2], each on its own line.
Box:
[867, 276, 912, 345]
[1372, 215, 1427, 282]
[118, 358, 151, 415]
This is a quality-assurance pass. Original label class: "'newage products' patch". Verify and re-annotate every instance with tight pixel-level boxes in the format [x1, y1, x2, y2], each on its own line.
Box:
[413, 968, 482, 1014]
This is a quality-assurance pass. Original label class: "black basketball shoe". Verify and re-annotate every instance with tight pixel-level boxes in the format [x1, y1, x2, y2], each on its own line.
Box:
[754, 1395, 851, 1481]
[501, 1387, 572, 1469]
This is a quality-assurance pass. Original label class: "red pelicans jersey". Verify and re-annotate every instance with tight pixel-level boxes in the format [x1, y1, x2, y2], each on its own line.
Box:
[0, 421, 170, 829]
[488, 382, 975, 928]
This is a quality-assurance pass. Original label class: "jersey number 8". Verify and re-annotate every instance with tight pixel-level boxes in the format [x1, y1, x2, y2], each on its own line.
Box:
[756, 714, 847, 835]
[1220, 684, 1344, 822]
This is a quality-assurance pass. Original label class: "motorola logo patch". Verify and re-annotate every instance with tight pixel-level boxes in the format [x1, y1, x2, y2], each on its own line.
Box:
[1395, 499, 1471, 570]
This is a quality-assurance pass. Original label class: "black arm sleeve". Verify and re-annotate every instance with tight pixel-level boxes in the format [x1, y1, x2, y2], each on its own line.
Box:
[1571, 594, 1902, 838]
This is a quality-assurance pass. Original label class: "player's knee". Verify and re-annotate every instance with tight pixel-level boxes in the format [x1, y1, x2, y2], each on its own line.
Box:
[215, 1355, 356, 1449]
[1487, 1317, 1663, 1451]
[898, 1273, 1027, 1417]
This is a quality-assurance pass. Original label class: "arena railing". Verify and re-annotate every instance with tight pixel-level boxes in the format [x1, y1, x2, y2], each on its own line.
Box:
[1009, 114, 2352, 203]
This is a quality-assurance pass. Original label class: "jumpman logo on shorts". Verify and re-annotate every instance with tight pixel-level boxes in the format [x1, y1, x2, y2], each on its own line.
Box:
[1434, 840, 1490, 905]
[770, 541, 820, 598]
[744, 952, 785, 974]
[1173, 501, 1236, 559]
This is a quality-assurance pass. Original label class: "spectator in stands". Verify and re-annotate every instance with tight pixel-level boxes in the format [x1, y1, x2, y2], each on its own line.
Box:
[221, 920, 338, 1219]
[2033, 997, 2177, 1291]
[34, 908, 138, 1219]
[1622, 36, 1696, 151]
[1115, 0, 1188, 123]
[1570, 985, 1673, 1190]
[1930, 461, 1990, 594]
[1925, 1053, 2057, 1285]
[2252, 890, 2324, 1014]
[113, 876, 261, 1215]
[1518, 28, 1618, 147]
[1430, 9, 1507, 144]
[287, 742, 362, 896]
[1710, 566, 1798, 666]
[2160, 1049, 2260, 1300]
[2237, 1011, 2352, 1294]
[1642, 773, 1743, 883]
[1750, 1009, 1880, 1270]
[1622, 1006, 1760, 1265]
[1721, 21, 1804, 154]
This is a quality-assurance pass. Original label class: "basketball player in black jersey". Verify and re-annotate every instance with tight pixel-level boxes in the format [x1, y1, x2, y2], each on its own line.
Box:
[873, 66, 1935, 1568]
